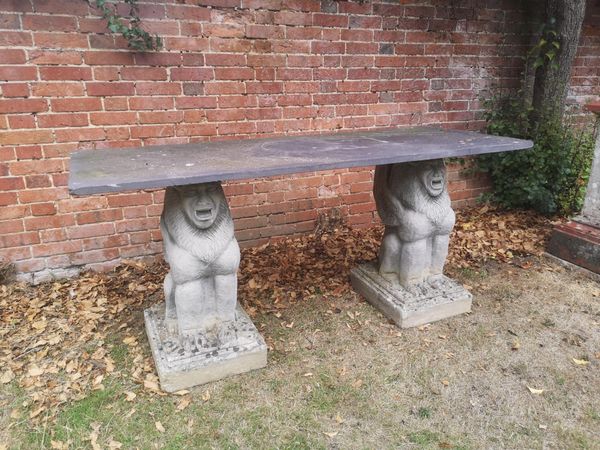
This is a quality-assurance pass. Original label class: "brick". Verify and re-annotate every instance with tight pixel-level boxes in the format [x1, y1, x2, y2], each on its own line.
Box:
[25, 174, 52, 188]
[55, 128, 105, 143]
[136, 82, 182, 96]
[51, 98, 102, 112]
[15, 146, 42, 160]
[134, 52, 183, 67]
[87, 82, 135, 96]
[129, 97, 174, 111]
[205, 82, 245, 95]
[0, 232, 40, 248]
[31, 82, 84, 97]
[0, 176, 24, 191]
[0, 130, 53, 145]
[31, 202, 57, 216]
[138, 111, 183, 124]
[68, 223, 115, 239]
[38, 113, 89, 128]
[0, 14, 21, 30]
[182, 82, 204, 96]
[0, 192, 18, 206]
[104, 127, 131, 141]
[166, 4, 211, 20]
[116, 2, 165, 19]
[115, 217, 159, 233]
[176, 123, 218, 137]
[23, 15, 78, 32]
[214, 67, 254, 80]
[0, 32, 33, 46]
[246, 25, 285, 39]
[206, 53, 247, 66]
[314, 13, 348, 28]
[35, 0, 88, 14]
[34, 32, 88, 49]
[165, 37, 210, 52]
[88, 111, 136, 126]
[312, 41, 345, 54]
[83, 51, 134, 66]
[2, 117, 30, 133]
[25, 214, 75, 231]
[247, 54, 286, 67]
[175, 97, 218, 110]
[123, 206, 147, 219]
[130, 125, 175, 139]
[0, 49, 26, 64]
[88, 35, 124, 50]
[11, 159, 63, 176]
[2, 83, 30, 97]
[107, 193, 153, 208]
[93, 66, 120, 81]
[40, 66, 92, 81]
[0, 99, 47, 114]
[82, 234, 128, 251]
[207, 109, 246, 122]
[121, 67, 167, 81]
[274, 11, 312, 26]
[70, 248, 120, 266]
[171, 67, 214, 81]
[31, 240, 82, 258]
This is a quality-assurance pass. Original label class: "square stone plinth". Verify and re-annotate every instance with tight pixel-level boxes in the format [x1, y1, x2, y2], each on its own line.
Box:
[144, 304, 267, 393]
[350, 262, 472, 328]
[547, 219, 600, 275]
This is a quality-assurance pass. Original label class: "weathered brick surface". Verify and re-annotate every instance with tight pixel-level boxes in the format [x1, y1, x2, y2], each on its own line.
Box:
[0, 0, 598, 282]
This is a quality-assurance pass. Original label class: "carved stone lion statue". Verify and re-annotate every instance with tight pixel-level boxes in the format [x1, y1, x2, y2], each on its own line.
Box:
[373, 159, 455, 288]
[160, 182, 240, 339]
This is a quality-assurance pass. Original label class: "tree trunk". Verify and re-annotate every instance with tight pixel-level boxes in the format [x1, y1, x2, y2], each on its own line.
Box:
[531, 0, 586, 122]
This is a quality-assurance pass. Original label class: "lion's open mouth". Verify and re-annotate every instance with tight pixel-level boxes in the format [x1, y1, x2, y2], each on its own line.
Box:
[431, 177, 443, 190]
[194, 207, 213, 220]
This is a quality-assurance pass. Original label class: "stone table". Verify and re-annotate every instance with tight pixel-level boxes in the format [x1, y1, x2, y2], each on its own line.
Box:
[69, 127, 532, 391]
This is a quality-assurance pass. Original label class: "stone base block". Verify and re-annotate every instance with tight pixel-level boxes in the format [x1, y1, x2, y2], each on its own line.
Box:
[546, 220, 600, 275]
[350, 262, 472, 328]
[144, 304, 267, 393]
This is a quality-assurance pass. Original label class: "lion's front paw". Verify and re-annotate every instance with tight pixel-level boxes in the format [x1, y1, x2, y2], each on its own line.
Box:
[427, 274, 445, 290]
[165, 317, 179, 336]
[380, 271, 401, 287]
[179, 330, 204, 352]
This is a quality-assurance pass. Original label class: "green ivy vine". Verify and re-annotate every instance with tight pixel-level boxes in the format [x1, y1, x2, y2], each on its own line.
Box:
[92, 0, 162, 51]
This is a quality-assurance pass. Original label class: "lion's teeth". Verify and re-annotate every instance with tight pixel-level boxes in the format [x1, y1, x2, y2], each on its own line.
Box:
[195, 209, 212, 219]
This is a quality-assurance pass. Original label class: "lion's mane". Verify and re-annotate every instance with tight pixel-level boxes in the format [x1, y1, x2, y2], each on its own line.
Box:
[161, 186, 235, 264]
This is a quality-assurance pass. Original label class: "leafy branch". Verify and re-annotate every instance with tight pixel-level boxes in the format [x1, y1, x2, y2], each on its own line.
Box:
[528, 18, 560, 71]
[92, 0, 162, 51]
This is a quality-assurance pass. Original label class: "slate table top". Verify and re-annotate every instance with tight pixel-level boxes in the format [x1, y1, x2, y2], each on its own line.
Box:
[69, 127, 532, 195]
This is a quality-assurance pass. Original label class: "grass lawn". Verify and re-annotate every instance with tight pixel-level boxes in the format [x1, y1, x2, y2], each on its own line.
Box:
[1, 209, 598, 449]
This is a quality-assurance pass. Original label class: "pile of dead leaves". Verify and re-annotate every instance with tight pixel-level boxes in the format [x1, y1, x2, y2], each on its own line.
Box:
[0, 262, 165, 422]
[238, 205, 555, 311]
[450, 205, 554, 268]
[0, 205, 554, 423]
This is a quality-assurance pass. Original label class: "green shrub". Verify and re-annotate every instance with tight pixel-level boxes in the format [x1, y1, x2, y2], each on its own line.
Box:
[478, 93, 595, 216]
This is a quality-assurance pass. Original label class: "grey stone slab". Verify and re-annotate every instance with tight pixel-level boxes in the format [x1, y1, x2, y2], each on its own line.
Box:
[350, 262, 472, 328]
[144, 303, 267, 393]
[69, 127, 532, 195]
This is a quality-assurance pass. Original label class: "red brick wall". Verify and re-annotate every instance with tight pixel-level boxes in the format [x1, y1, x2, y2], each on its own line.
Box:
[0, 0, 598, 282]
[569, 1, 600, 116]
